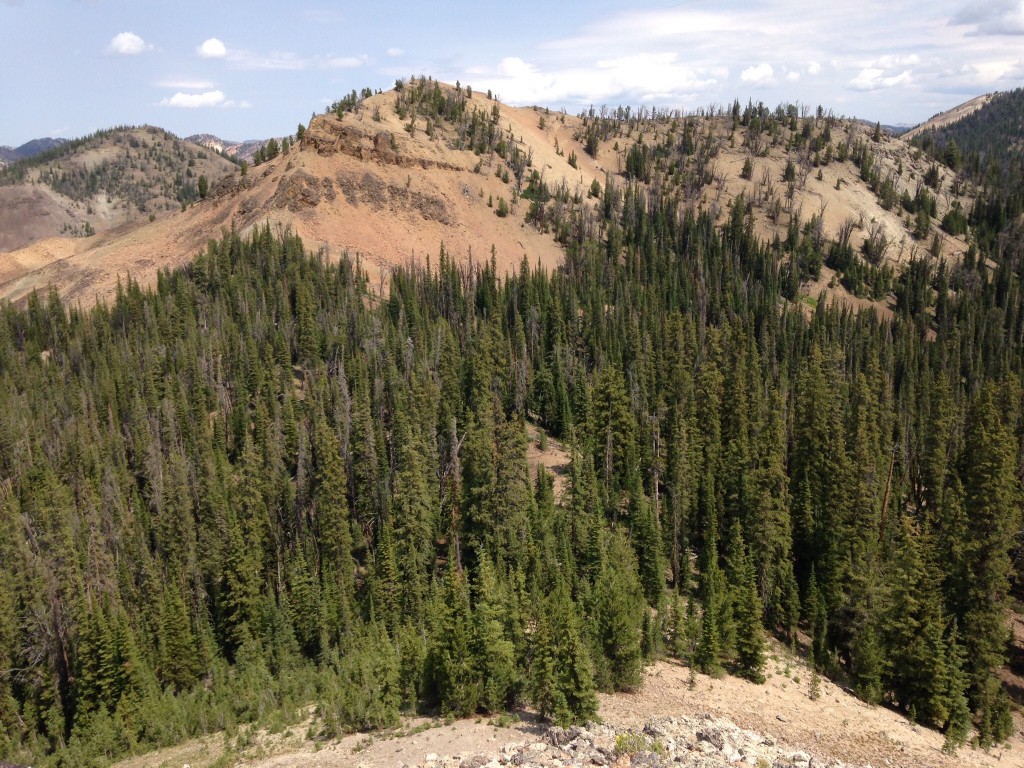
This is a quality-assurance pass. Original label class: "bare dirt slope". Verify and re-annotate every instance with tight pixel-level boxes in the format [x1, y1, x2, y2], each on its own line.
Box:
[0, 185, 79, 252]
[0, 83, 974, 314]
[113, 644, 1022, 768]
[0, 89, 583, 307]
[902, 94, 993, 142]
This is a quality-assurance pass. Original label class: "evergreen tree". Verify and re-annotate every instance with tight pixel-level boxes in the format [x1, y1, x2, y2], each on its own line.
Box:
[473, 558, 517, 712]
[529, 609, 569, 723]
[725, 519, 765, 683]
[695, 500, 729, 674]
[434, 567, 479, 716]
[592, 533, 644, 691]
[157, 589, 198, 693]
[958, 385, 1018, 742]
[313, 421, 355, 640]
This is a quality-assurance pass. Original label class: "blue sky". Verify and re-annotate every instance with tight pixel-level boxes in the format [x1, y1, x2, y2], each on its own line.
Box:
[2, 0, 1024, 146]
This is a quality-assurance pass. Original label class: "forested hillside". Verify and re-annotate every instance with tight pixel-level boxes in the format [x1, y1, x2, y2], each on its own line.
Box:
[1, 90, 1023, 767]
[912, 88, 1024, 192]
[0, 126, 236, 252]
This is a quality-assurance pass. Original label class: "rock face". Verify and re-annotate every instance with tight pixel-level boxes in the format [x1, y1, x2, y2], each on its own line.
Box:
[272, 170, 336, 212]
[401, 715, 859, 768]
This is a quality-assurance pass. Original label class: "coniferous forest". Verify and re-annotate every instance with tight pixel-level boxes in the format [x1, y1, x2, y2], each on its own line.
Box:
[1, 104, 1024, 767]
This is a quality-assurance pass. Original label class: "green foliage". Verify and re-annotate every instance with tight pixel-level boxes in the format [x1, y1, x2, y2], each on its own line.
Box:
[1, 91, 1024, 764]
[592, 534, 645, 691]
[530, 583, 597, 725]
[725, 520, 765, 683]
[433, 569, 479, 717]
[318, 623, 400, 735]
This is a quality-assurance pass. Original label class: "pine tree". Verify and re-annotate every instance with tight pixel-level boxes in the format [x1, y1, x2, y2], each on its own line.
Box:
[630, 490, 664, 607]
[529, 609, 569, 723]
[348, 363, 381, 528]
[958, 385, 1017, 740]
[695, 499, 729, 674]
[941, 621, 972, 753]
[592, 533, 644, 691]
[879, 515, 951, 724]
[749, 392, 799, 636]
[591, 365, 638, 508]
[665, 406, 694, 593]
[553, 587, 598, 724]
[313, 420, 355, 639]
[435, 568, 479, 716]
[157, 589, 198, 692]
[473, 558, 517, 712]
[805, 567, 828, 670]
[319, 622, 400, 734]
[725, 519, 765, 683]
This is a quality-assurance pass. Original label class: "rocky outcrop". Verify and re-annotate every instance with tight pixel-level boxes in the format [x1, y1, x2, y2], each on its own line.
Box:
[336, 170, 452, 224]
[302, 116, 465, 172]
[211, 172, 255, 199]
[272, 170, 336, 212]
[398, 715, 861, 768]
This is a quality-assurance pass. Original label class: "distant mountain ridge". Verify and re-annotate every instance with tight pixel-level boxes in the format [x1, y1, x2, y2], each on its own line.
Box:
[1, 80, 976, 312]
[901, 93, 994, 142]
[0, 137, 67, 164]
[905, 88, 1024, 187]
[0, 125, 235, 252]
[185, 133, 270, 163]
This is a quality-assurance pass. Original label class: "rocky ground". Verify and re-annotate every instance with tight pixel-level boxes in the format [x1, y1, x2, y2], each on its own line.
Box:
[398, 715, 850, 768]
[115, 649, 1022, 768]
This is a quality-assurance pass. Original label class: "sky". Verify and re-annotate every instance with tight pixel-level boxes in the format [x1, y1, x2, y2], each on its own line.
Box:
[2, 0, 1024, 147]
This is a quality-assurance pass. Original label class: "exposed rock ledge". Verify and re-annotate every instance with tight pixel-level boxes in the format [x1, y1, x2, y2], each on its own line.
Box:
[397, 714, 863, 768]
[303, 120, 465, 172]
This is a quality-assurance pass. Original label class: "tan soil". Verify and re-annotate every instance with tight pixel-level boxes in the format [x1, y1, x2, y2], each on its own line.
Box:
[113, 641, 1024, 768]
[1, 85, 976, 320]
[525, 422, 571, 501]
[601, 655, 1022, 768]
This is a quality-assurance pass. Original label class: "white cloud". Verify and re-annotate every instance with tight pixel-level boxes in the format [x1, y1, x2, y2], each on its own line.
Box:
[435, 1, 1024, 125]
[849, 68, 913, 91]
[740, 63, 775, 85]
[467, 52, 721, 106]
[198, 38, 227, 59]
[106, 32, 151, 55]
[957, 58, 1024, 85]
[386, 47, 404, 57]
[953, 0, 1024, 35]
[499, 56, 537, 78]
[159, 90, 226, 108]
